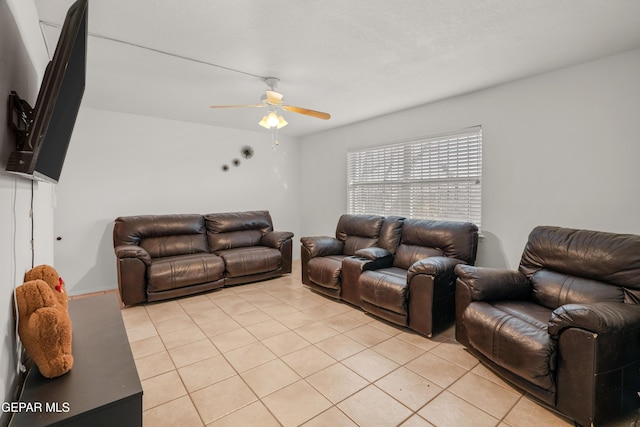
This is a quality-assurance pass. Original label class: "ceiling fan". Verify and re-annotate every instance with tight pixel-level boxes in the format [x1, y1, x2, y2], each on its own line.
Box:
[209, 77, 331, 129]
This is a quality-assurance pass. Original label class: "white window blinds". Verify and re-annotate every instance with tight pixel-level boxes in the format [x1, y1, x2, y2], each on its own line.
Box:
[347, 126, 482, 229]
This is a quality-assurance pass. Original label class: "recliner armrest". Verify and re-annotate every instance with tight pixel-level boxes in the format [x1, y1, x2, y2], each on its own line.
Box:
[408, 256, 465, 282]
[354, 247, 392, 261]
[300, 236, 344, 257]
[261, 231, 294, 249]
[352, 247, 394, 270]
[548, 302, 640, 338]
[114, 245, 151, 266]
[454, 264, 531, 302]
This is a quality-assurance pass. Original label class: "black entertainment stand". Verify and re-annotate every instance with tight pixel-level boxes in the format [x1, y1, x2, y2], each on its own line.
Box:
[10, 294, 142, 427]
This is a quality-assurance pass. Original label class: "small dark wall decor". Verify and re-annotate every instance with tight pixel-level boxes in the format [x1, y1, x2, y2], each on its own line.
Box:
[221, 146, 253, 171]
[241, 146, 254, 159]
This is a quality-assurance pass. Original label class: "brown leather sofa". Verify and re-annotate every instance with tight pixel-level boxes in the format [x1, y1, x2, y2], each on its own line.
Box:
[113, 210, 293, 305]
[301, 214, 479, 337]
[455, 226, 640, 426]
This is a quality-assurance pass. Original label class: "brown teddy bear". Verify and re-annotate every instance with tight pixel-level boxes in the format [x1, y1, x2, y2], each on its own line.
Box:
[15, 265, 73, 378]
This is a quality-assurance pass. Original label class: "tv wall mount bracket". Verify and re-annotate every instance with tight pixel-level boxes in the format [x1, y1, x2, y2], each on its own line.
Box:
[7, 91, 36, 152]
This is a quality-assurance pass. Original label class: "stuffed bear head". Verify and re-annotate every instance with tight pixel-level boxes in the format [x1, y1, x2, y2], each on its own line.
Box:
[23, 264, 67, 309]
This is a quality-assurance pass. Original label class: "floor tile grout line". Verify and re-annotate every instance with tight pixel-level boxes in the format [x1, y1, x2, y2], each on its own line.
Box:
[181, 278, 328, 425]
[217, 276, 316, 426]
[219, 279, 345, 423]
[184, 298, 256, 426]
[176, 293, 267, 426]
[143, 296, 219, 421]
[292, 330, 440, 425]
[140, 289, 416, 421]
[441, 369, 515, 424]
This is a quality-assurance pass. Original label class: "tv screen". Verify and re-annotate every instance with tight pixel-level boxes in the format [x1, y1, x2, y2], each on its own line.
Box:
[5, 0, 87, 183]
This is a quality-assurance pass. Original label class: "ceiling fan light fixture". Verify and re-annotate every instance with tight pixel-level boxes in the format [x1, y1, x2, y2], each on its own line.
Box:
[259, 112, 288, 129]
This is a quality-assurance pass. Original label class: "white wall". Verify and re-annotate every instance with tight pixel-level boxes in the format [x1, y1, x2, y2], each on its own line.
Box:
[299, 49, 640, 269]
[53, 108, 301, 295]
[0, 0, 55, 418]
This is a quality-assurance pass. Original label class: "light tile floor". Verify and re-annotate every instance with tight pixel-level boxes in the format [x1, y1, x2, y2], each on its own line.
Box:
[117, 262, 639, 427]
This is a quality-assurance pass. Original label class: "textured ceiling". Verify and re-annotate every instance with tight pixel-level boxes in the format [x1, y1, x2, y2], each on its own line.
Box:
[35, 0, 640, 137]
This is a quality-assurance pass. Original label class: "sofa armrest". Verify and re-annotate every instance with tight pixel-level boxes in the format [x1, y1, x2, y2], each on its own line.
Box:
[114, 244, 151, 266]
[407, 256, 465, 282]
[548, 302, 640, 338]
[261, 231, 294, 249]
[114, 245, 150, 305]
[354, 247, 392, 261]
[300, 236, 344, 258]
[454, 264, 531, 302]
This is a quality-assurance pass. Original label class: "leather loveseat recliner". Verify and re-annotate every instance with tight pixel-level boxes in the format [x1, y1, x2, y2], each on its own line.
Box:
[344, 218, 478, 337]
[113, 210, 293, 305]
[301, 214, 478, 337]
[455, 226, 640, 426]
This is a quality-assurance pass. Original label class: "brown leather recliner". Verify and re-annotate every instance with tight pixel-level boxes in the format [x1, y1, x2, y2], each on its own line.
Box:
[300, 214, 397, 299]
[455, 226, 640, 426]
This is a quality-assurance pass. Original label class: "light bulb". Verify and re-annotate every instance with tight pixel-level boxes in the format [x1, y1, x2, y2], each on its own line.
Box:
[266, 112, 279, 127]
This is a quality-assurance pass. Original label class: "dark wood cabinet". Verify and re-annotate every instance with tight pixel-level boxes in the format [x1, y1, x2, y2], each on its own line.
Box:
[10, 294, 142, 426]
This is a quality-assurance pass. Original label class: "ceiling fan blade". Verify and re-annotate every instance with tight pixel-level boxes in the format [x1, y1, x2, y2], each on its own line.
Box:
[209, 104, 265, 109]
[282, 105, 331, 120]
[266, 90, 284, 105]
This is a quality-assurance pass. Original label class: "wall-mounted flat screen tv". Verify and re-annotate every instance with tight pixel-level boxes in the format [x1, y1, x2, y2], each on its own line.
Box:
[6, 0, 87, 184]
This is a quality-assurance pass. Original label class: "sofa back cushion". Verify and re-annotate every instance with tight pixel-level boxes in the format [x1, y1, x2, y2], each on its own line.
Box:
[394, 245, 443, 270]
[393, 218, 479, 269]
[113, 214, 208, 258]
[205, 210, 273, 251]
[519, 226, 640, 307]
[531, 270, 625, 309]
[335, 214, 384, 255]
[378, 216, 405, 253]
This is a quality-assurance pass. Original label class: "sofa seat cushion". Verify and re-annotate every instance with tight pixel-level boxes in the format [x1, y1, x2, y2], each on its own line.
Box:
[216, 246, 281, 277]
[308, 255, 347, 290]
[148, 253, 225, 293]
[463, 301, 557, 392]
[359, 267, 408, 315]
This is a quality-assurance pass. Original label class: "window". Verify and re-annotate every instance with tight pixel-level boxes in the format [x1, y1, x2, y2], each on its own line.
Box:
[347, 126, 482, 228]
